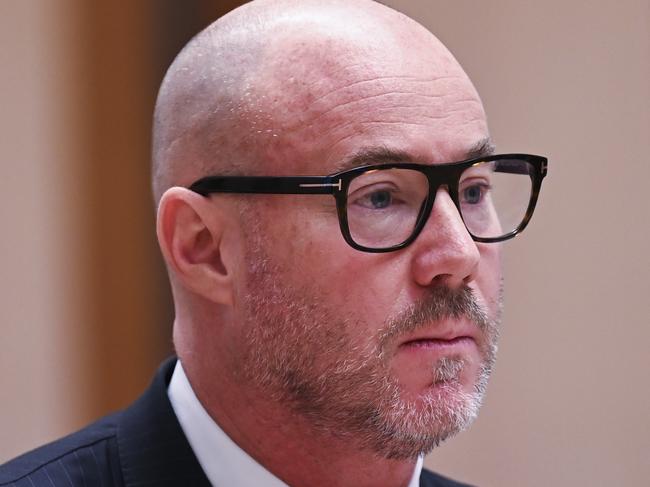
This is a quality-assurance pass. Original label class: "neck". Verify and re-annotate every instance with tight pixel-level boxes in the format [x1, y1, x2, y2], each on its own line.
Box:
[182, 358, 418, 487]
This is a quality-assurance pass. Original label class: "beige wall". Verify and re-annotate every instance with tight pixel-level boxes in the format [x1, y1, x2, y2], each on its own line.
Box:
[0, 0, 174, 462]
[384, 1, 650, 485]
[1, 0, 649, 485]
[0, 0, 89, 461]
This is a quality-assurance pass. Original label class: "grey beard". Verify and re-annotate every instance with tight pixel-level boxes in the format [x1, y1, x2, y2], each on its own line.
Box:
[238, 277, 501, 460]
[236, 212, 502, 460]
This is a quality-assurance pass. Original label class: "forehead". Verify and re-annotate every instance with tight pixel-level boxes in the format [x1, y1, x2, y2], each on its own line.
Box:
[239, 20, 488, 175]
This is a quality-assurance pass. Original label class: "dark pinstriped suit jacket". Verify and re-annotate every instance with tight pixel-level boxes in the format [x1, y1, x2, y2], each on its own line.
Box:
[0, 358, 473, 487]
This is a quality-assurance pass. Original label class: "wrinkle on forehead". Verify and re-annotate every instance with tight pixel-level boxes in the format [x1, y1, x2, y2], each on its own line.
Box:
[257, 36, 466, 112]
[305, 79, 480, 127]
[245, 19, 485, 169]
[255, 60, 485, 170]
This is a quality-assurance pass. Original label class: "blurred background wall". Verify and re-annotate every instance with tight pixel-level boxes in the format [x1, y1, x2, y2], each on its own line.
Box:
[1, 1, 648, 486]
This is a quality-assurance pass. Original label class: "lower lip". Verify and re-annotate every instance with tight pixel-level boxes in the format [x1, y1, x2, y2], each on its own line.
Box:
[400, 336, 476, 353]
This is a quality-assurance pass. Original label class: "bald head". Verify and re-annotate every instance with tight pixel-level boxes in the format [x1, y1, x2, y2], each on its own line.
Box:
[151, 0, 477, 204]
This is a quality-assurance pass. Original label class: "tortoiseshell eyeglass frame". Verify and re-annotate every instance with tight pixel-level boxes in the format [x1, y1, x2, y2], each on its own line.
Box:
[189, 153, 548, 253]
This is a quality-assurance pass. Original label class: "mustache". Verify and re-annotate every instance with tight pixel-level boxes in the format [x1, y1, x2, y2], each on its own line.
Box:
[378, 285, 492, 348]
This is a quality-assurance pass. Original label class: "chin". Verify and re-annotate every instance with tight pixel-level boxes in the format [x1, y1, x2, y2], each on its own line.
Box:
[361, 372, 485, 460]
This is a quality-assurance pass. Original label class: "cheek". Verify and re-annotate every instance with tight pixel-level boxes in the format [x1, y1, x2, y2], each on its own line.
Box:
[268, 206, 401, 324]
[254, 200, 345, 287]
[475, 243, 503, 314]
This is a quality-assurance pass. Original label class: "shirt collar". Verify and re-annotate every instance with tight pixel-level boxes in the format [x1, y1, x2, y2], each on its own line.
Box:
[168, 360, 423, 486]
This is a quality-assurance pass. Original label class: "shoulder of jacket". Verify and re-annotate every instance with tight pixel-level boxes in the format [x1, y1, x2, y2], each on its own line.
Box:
[0, 412, 121, 485]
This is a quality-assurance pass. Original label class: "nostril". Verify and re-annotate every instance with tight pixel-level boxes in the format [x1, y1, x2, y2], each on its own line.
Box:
[430, 273, 474, 289]
[432, 274, 451, 285]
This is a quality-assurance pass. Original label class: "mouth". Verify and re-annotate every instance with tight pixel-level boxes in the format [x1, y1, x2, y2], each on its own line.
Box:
[395, 320, 481, 356]
[398, 321, 479, 347]
[400, 335, 475, 351]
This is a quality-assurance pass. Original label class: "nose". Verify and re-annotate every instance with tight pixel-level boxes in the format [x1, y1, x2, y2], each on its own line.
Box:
[410, 188, 481, 288]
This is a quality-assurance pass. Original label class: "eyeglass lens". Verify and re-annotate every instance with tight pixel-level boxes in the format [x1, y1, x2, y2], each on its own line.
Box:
[345, 159, 534, 249]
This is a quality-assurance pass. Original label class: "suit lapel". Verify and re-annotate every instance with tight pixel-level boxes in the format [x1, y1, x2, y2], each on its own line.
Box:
[116, 358, 212, 487]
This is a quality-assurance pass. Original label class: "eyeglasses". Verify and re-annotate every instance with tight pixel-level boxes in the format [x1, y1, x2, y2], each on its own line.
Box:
[189, 153, 548, 253]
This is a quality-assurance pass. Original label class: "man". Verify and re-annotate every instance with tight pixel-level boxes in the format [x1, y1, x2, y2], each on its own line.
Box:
[0, 0, 547, 486]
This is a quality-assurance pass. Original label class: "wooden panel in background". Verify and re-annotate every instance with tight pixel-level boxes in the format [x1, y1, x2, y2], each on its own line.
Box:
[77, 0, 170, 416]
[77, 0, 247, 419]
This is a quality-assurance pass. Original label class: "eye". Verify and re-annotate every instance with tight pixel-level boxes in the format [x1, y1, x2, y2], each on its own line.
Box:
[355, 188, 395, 209]
[461, 183, 490, 205]
[346, 168, 428, 214]
[463, 185, 482, 204]
[369, 190, 392, 209]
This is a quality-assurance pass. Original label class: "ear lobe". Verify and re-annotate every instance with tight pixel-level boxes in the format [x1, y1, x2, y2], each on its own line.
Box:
[157, 187, 234, 305]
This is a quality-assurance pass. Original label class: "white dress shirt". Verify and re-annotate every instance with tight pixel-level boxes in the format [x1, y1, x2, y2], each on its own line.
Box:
[168, 360, 423, 486]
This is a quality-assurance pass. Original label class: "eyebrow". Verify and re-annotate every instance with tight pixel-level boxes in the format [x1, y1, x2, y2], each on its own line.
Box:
[466, 136, 496, 160]
[334, 136, 495, 173]
[334, 147, 416, 172]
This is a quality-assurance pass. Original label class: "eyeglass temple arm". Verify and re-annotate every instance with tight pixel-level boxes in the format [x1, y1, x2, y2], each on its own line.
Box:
[493, 157, 548, 177]
[493, 160, 534, 175]
[189, 176, 342, 196]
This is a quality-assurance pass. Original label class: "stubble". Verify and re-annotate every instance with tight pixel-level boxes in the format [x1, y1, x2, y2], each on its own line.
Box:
[234, 209, 501, 459]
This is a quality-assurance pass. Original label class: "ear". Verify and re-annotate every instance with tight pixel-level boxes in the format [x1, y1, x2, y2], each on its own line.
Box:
[156, 187, 236, 305]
